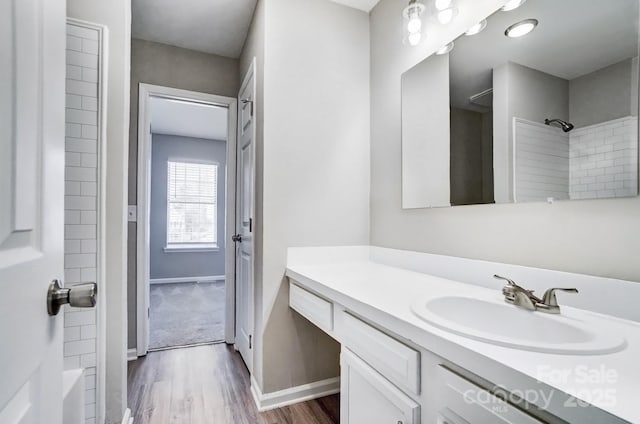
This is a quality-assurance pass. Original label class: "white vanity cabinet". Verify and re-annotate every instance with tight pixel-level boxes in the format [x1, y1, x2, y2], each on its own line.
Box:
[287, 277, 599, 424]
[341, 348, 420, 424]
[336, 311, 421, 395]
[289, 283, 334, 334]
[289, 281, 422, 423]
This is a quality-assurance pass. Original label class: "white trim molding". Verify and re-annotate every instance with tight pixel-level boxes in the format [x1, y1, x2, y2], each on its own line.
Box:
[149, 275, 225, 285]
[163, 245, 220, 253]
[121, 408, 133, 424]
[136, 83, 238, 357]
[127, 349, 138, 362]
[250, 376, 340, 412]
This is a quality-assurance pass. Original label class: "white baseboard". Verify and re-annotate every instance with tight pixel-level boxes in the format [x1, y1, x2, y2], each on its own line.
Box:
[121, 408, 132, 424]
[149, 275, 225, 285]
[127, 348, 138, 362]
[250, 375, 340, 412]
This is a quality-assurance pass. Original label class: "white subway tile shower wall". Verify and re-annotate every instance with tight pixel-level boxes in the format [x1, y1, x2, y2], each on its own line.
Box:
[513, 116, 638, 202]
[570, 116, 638, 200]
[65, 22, 100, 424]
[514, 119, 570, 202]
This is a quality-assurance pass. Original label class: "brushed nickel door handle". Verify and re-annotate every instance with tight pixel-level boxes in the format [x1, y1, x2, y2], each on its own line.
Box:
[47, 279, 97, 316]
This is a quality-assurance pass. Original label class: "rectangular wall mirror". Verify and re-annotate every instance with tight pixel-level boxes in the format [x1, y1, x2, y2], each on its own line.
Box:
[401, 0, 640, 208]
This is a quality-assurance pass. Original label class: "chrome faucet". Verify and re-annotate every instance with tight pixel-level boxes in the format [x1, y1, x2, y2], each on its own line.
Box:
[494, 275, 578, 314]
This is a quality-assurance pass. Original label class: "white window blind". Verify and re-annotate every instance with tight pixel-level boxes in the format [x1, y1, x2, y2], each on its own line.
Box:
[167, 161, 218, 246]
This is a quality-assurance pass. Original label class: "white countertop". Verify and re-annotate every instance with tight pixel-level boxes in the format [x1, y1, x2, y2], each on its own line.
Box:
[286, 246, 640, 424]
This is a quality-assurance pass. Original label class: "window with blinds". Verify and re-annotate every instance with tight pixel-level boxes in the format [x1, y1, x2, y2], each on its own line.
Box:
[166, 161, 218, 247]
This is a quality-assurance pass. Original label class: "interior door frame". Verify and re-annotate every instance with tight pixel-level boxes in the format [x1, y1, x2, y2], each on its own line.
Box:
[136, 83, 238, 356]
[66, 17, 109, 424]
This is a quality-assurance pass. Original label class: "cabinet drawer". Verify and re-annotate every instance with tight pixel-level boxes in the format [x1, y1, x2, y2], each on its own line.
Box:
[436, 366, 543, 424]
[339, 311, 420, 394]
[289, 283, 333, 332]
[341, 348, 420, 424]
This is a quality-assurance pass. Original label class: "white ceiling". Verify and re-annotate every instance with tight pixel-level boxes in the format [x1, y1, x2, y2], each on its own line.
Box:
[448, 0, 639, 110]
[132, 0, 380, 58]
[329, 0, 381, 12]
[132, 0, 257, 58]
[150, 97, 228, 141]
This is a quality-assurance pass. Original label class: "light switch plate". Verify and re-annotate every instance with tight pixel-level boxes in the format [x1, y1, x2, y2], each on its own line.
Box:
[128, 205, 137, 222]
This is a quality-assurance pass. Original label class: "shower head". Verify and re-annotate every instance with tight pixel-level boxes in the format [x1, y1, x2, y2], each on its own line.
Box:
[544, 118, 574, 133]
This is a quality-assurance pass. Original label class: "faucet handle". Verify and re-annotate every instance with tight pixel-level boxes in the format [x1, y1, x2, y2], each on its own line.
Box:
[541, 287, 579, 306]
[495, 274, 542, 303]
[494, 274, 519, 287]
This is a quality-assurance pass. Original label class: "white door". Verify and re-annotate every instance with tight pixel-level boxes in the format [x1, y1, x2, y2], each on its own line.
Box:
[0, 0, 66, 423]
[234, 60, 256, 372]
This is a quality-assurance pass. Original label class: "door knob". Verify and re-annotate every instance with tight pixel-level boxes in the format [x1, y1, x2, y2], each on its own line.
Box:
[232, 234, 242, 242]
[47, 279, 97, 316]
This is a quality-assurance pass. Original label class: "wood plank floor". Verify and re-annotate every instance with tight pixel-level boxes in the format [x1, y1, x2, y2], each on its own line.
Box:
[127, 343, 339, 424]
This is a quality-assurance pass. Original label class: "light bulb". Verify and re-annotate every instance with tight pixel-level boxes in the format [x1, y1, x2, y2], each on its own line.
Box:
[436, 42, 454, 55]
[501, 0, 527, 12]
[437, 8, 454, 24]
[465, 19, 487, 36]
[408, 32, 422, 46]
[402, 0, 426, 47]
[434, 0, 452, 10]
[407, 17, 422, 33]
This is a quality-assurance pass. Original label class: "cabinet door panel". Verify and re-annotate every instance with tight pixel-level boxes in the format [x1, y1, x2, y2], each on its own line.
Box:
[341, 348, 420, 424]
[436, 366, 543, 424]
[339, 311, 420, 394]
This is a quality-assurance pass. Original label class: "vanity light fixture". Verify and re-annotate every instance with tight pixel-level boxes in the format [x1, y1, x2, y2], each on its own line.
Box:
[403, 0, 426, 46]
[433, 0, 458, 25]
[436, 42, 454, 55]
[505, 18, 538, 38]
[465, 19, 487, 36]
[501, 0, 527, 12]
[434, 0, 451, 8]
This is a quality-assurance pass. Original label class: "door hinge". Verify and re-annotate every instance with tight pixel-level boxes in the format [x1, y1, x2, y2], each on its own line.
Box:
[249, 217, 253, 233]
[249, 335, 252, 349]
[241, 98, 254, 117]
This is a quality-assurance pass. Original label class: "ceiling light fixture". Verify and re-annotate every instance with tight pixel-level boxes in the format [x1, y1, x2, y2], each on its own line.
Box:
[504, 18, 538, 38]
[501, 0, 527, 12]
[434, 0, 452, 9]
[436, 42, 454, 55]
[403, 0, 426, 46]
[433, 0, 458, 25]
[465, 19, 487, 36]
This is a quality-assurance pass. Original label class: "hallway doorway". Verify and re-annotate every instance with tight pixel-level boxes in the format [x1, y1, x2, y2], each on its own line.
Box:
[136, 85, 238, 354]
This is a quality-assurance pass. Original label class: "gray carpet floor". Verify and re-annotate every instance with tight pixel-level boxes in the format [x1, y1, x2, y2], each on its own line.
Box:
[149, 281, 225, 349]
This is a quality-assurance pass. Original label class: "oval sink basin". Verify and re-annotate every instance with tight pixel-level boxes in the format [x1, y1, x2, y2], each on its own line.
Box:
[411, 296, 626, 355]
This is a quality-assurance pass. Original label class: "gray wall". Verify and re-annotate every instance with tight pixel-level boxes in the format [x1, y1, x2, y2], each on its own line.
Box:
[401, 53, 451, 208]
[504, 62, 570, 124]
[240, 0, 370, 395]
[149, 134, 226, 280]
[128, 39, 239, 349]
[481, 111, 494, 203]
[570, 58, 637, 128]
[370, 0, 640, 291]
[450, 108, 488, 206]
